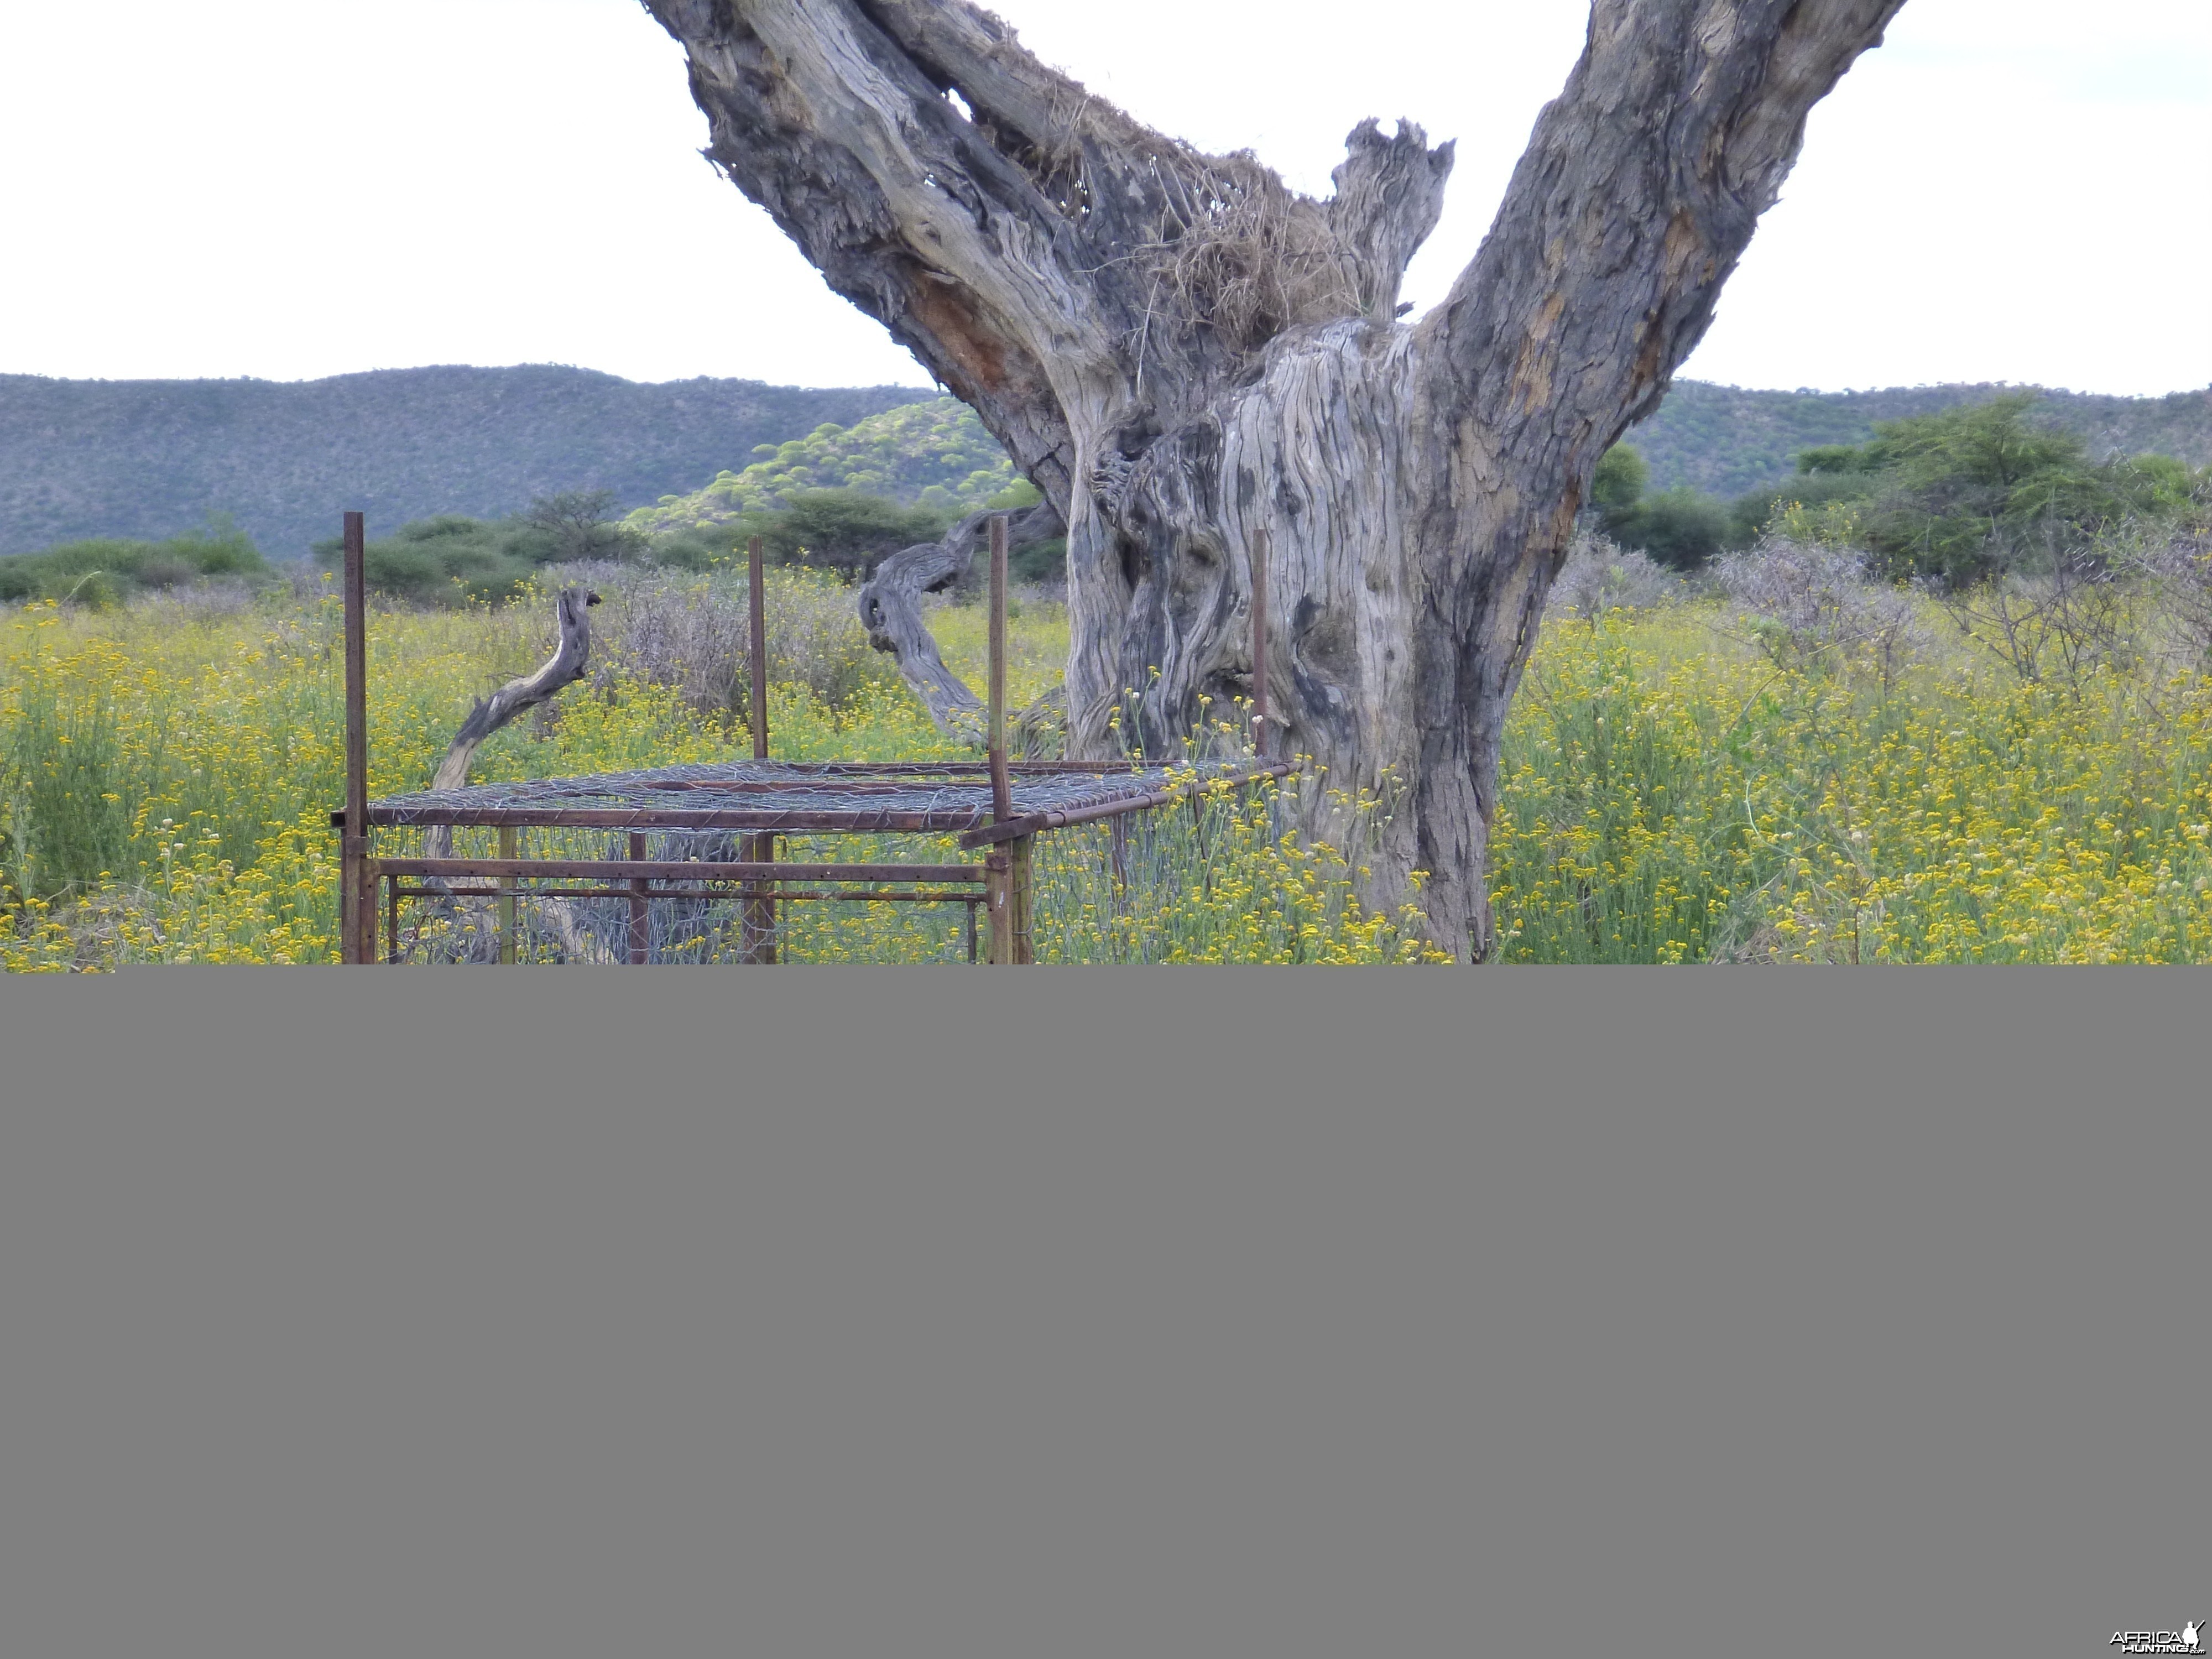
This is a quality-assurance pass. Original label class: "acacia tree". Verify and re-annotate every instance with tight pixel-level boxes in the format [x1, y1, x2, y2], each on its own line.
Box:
[641, 0, 1906, 959]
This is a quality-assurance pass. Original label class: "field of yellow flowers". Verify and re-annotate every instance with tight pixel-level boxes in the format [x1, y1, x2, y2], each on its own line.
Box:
[1490, 608, 2212, 963]
[0, 577, 1431, 967]
[9, 572, 2212, 967]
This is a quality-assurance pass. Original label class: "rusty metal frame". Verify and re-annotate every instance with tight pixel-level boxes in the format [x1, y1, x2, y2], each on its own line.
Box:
[335, 510, 1295, 966]
[371, 859, 985, 883]
[341, 510, 372, 965]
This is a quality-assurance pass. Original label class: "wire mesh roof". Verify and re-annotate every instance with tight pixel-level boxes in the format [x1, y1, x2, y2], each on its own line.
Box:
[364, 758, 1276, 833]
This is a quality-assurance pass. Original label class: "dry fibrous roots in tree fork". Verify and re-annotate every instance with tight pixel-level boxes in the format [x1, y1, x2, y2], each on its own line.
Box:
[644, 0, 1907, 958]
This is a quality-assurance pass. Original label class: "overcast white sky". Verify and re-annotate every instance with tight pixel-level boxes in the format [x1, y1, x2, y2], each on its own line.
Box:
[1, 0, 2205, 395]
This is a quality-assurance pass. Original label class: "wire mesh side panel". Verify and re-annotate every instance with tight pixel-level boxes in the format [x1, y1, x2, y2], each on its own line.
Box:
[373, 822, 980, 964]
[363, 760, 1197, 838]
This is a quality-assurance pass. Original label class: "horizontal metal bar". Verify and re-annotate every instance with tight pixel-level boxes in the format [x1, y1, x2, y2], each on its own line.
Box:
[627, 768, 1149, 796]
[371, 858, 987, 882]
[330, 762, 1166, 830]
[341, 808, 970, 831]
[354, 808, 989, 831]
[958, 759, 1299, 848]
[393, 887, 984, 904]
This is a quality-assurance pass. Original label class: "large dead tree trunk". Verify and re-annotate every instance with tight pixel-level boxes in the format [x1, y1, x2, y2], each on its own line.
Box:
[643, 0, 1905, 958]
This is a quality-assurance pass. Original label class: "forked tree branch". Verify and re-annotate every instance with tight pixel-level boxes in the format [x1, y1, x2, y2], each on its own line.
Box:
[640, 0, 1457, 488]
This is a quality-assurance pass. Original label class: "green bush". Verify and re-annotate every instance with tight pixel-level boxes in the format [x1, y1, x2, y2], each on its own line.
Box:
[311, 516, 526, 604]
[1589, 442, 1744, 570]
[644, 474, 1063, 583]
[675, 489, 954, 581]
[1730, 471, 1880, 545]
[1591, 444, 1650, 512]
[1611, 487, 1739, 570]
[1760, 394, 2212, 584]
[0, 524, 270, 606]
[627, 397, 1019, 539]
[309, 493, 644, 603]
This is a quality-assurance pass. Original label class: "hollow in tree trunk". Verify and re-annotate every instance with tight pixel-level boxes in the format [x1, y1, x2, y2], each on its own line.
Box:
[642, 0, 1907, 958]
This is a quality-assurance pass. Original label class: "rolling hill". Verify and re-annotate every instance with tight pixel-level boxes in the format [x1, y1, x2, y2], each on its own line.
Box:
[4, 366, 2204, 565]
[0, 365, 936, 560]
[1625, 381, 2212, 499]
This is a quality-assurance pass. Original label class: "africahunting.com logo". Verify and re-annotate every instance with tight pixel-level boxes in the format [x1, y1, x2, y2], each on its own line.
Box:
[2112, 1623, 2201, 1655]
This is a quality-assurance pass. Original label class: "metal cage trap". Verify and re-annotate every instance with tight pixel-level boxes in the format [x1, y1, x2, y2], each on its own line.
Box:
[331, 514, 1291, 963]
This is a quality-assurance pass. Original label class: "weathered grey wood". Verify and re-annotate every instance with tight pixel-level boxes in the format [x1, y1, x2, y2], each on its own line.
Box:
[643, 0, 1905, 957]
[855, 500, 1059, 740]
[421, 586, 599, 859]
[1249, 525, 1270, 759]
[406, 585, 599, 960]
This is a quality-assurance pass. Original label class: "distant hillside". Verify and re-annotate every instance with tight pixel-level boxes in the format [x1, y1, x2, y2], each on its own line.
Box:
[7, 366, 2204, 564]
[1627, 381, 2212, 499]
[0, 366, 936, 560]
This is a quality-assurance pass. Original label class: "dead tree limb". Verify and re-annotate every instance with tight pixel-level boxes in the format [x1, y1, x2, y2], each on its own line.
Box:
[857, 499, 1061, 740]
[424, 585, 601, 833]
[406, 585, 606, 962]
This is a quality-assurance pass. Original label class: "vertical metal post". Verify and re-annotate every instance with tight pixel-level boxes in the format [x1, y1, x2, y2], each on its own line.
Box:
[988, 514, 1011, 823]
[757, 840, 779, 966]
[748, 534, 769, 762]
[986, 515, 1016, 964]
[1250, 524, 1269, 760]
[628, 830, 649, 965]
[342, 510, 371, 965]
[498, 825, 518, 964]
[745, 534, 777, 962]
[963, 897, 978, 963]
[1009, 834, 1035, 964]
[385, 876, 399, 965]
[986, 852, 1014, 964]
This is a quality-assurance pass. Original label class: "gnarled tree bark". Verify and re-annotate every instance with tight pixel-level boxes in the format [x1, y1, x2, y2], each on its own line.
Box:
[642, 0, 1906, 958]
